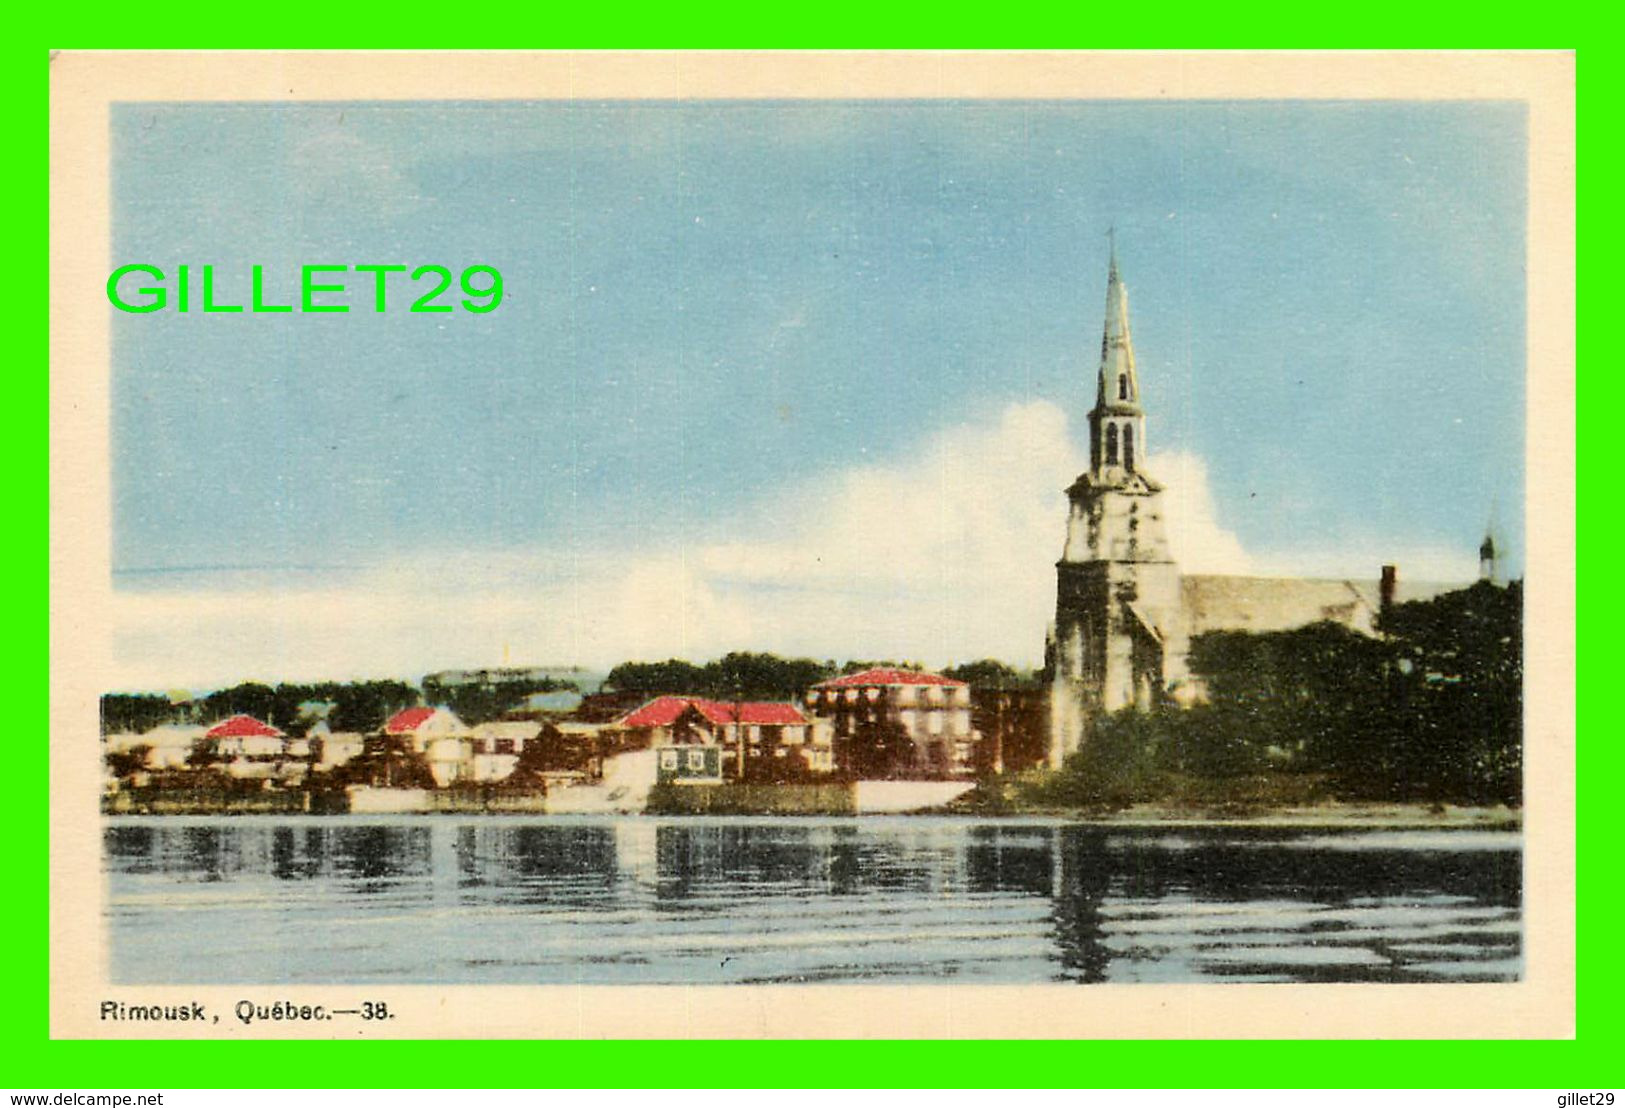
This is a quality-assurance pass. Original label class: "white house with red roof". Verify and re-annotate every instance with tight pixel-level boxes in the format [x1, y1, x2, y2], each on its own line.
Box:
[807, 668, 978, 779]
[205, 714, 309, 784]
[384, 706, 473, 787]
[616, 696, 833, 783]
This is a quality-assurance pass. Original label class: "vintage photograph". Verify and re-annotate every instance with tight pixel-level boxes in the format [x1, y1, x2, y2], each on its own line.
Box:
[50, 52, 1574, 1038]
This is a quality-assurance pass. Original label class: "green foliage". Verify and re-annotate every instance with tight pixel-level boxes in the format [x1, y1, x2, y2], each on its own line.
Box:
[508, 725, 597, 781]
[1184, 582, 1523, 805]
[1019, 582, 1522, 810]
[838, 658, 921, 675]
[103, 744, 152, 780]
[1029, 712, 1169, 810]
[200, 681, 277, 723]
[264, 682, 345, 736]
[420, 673, 569, 726]
[605, 651, 836, 701]
[328, 680, 421, 734]
[603, 658, 708, 696]
[942, 658, 1040, 689]
[843, 718, 917, 780]
[99, 694, 176, 734]
[333, 736, 437, 789]
[1154, 703, 1273, 778]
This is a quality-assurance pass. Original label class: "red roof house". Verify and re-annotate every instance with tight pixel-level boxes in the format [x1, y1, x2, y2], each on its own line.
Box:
[384, 706, 441, 734]
[618, 696, 808, 729]
[206, 714, 284, 739]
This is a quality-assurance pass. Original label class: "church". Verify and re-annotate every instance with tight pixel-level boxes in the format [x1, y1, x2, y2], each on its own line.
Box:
[1043, 250, 1470, 770]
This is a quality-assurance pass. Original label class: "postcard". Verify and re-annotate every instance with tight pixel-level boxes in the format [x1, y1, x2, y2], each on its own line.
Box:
[49, 51, 1575, 1039]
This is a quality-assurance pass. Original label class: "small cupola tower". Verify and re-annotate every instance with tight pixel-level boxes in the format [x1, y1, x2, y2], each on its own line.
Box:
[1478, 504, 1506, 586]
[1479, 529, 1503, 585]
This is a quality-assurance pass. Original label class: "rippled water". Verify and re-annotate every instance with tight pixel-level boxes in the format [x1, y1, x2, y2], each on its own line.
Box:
[103, 817, 1521, 984]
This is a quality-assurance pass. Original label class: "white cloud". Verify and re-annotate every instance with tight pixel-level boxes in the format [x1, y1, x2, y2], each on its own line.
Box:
[109, 399, 1457, 693]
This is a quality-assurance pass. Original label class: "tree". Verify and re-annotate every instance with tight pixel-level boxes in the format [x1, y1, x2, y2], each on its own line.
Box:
[605, 653, 836, 702]
[335, 736, 436, 789]
[329, 681, 421, 734]
[200, 681, 278, 723]
[104, 744, 152, 780]
[1177, 582, 1524, 806]
[1379, 581, 1523, 805]
[943, 659, 1039, 690]
[1034, 712, 1168, 810]
[708, 652, 833, 701]
[508, 724, 597, 782]
[845, 718, 915, 780]
[421, 673, 579, 726]
[100, 694, 177, 735]
[604, 659, 707, 698]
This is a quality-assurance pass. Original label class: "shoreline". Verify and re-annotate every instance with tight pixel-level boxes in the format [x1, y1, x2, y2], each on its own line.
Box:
[100, 798, 1522, 829]
[955, 802, 1522, 830]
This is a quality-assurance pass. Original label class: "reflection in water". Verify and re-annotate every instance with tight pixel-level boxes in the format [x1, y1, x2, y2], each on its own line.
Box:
[103, 817, 1521, 986]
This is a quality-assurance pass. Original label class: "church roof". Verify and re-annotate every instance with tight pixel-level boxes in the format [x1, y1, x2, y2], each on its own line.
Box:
[1181, 575, 1465, 636]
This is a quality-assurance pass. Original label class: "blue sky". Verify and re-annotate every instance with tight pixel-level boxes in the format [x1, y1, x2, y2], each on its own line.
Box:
[108, 100, 1527, 685]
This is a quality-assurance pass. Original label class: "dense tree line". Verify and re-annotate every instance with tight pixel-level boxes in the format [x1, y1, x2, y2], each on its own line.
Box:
[101, 679, 423, 737]
[942, 659, 1041, 690]
[602, 653, 1037, 702]
[1037, 581, 1523, 808]
[604, 651, 836, 702]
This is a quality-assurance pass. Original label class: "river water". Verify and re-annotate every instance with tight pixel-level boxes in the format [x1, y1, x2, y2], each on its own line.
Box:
[103, 816, 1521, 985]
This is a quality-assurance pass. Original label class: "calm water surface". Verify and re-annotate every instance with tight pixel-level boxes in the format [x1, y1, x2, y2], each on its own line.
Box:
[103, 816, 1521, 984]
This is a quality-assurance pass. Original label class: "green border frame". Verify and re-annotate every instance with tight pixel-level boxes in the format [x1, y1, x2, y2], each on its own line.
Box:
[28, 28, 1592, 1089]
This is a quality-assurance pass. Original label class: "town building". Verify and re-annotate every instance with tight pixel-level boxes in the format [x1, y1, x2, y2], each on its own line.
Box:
[383, 706, 472, 787]
[469, 720, 544, 782]
[205, 714, 309, 785]
[806, 668, 977, 779]
[306, 719, 365, 771]
[615, 696, 832, 783]
[138, 722, 209, 770]
[1045, 250, 1469, 768]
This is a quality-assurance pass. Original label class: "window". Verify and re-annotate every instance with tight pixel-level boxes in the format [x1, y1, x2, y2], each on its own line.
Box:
[1118, 373, 1128, 400]
[687, 749, 707, 772]
[495, 738, 515, 755]
[1106, 423, 1119, 465]
[1124, 424, 1135, 471]
[660, 749, 678, 770]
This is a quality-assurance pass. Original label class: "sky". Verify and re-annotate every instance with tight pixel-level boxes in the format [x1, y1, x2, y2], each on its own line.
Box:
[109, 100, 1527, 691]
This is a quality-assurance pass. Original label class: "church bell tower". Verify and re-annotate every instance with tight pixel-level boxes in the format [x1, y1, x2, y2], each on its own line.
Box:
[1046, 245, 1189, 769]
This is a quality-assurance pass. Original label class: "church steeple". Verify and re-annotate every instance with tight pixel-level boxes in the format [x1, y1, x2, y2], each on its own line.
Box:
[1087, 245, 1147, 477]
[1050, 243, 1187, 767]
